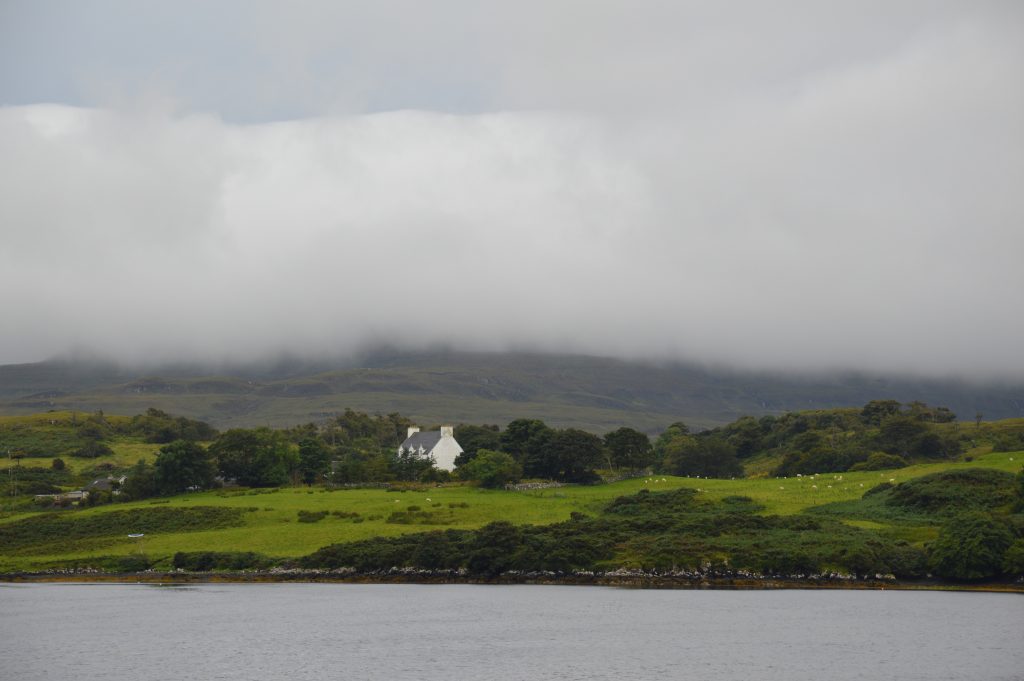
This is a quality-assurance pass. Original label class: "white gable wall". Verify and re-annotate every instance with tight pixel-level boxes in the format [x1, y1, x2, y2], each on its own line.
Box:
[429, 435, 463, 472]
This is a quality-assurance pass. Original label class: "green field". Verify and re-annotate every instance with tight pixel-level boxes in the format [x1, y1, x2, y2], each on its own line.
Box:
[2, 448, 1019, 573]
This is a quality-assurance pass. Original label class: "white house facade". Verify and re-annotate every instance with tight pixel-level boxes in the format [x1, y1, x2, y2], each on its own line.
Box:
[397, 425, 463, 472]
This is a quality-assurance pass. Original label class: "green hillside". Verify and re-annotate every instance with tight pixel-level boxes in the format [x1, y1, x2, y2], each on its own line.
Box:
[1, 450, 1020, 577]
[1, 407, 1022, 582]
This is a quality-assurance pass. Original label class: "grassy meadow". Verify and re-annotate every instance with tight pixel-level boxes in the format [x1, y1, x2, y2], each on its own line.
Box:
[2, 446, 1019, 573]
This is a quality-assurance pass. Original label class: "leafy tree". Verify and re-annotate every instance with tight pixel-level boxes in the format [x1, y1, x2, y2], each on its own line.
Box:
[910, 432, 961, 459]
[906, 401, 956, 423]
[653, 422, 691, 470]
[120, 459, 159, 500]
[458, 449, 522, 488]
[327, 409, 412, 449]
[928, 512, 1014, 580]
[861, 400, 903, 425]
[500, 419, 553, 459]
[603, 427, 653, 470]
[1002, 540, 1024, 577]
[51, 458, 65, 471]
[545, 429, 604, 482]
[128, 408, 217, 443]
[663, 438, 743, 478]
[154, 440, 217, 494]
[501, 419, 555, 477]
[388, 447, 436, 482]
[453, 424, 501, 467]
[210, 428, 297, 487]
[654, 422, 689, 447]
[726, 416, 764, 458]
[791, 431, 823, 453]
[297, 437, 331, 485]
[876, 415, 929, 457]
[774, 441, 871, 476]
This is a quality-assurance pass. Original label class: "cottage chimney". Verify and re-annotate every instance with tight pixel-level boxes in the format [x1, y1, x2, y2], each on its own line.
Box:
[407, 426, 420, 438]
[440, 425, 454, 439]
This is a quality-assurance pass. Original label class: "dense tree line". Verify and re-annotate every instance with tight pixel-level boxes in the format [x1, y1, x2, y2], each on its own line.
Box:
[453, 419, 656, 484]
[657, 400, 967, 478]
[67, 409, 218, 457]
[18, 399, 1017, 508]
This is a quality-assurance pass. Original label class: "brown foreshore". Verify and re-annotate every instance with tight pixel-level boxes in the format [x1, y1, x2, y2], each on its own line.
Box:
[2, 571, 1022, 593]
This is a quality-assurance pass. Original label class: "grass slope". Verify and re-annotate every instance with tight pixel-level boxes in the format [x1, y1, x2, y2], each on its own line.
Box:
[1, 449, 1018, 573]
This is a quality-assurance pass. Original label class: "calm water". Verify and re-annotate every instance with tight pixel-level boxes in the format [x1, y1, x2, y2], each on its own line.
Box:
[1, 584, 1021, 681]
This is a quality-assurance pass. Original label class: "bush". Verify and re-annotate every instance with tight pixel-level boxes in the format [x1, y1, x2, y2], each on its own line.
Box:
[928, 512, 1014, 580]
[418, 468, 452, 483]
[71, 441, 114, 458]
[1003, 539, 1024, 577]
[457, 450, 522, 488]
[863, 481, 894, 497]
[849, 452, 908, 471]
[297, 510, 329, 523]
[0, 507, 248, 553]
[886, 469, 1017, 514]
[116, 554, 153, 572]
[172, 551, 270, 571]
[991, 434, 1024, 453]
[663, 438, 743, 479]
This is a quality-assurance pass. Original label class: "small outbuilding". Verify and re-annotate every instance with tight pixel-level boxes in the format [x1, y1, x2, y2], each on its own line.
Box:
[397, 425, 463, 472]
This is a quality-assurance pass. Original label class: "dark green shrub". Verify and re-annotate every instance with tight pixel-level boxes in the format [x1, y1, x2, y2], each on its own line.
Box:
[887, 469, 1016, 514]
[71, 441, 114, 458]
[849, 452, 908, 471]
[457, 450, 522, 488]
[929, 512, 1014, 580]
[297, 510, 328, 523]
[172, 551, 269, 571]
[1002, 539, 1024, 576]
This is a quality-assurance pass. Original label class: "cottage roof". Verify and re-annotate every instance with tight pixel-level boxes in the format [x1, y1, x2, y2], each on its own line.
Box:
[400, 431, 443, 452]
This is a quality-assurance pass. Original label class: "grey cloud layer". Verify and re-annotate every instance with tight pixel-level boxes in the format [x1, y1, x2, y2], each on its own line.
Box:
[0, 2, 1022, 375]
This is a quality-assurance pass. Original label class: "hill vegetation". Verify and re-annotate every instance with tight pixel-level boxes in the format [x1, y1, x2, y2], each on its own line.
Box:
[2, 351, 1023, 431]
[1, 404, 1022, 585]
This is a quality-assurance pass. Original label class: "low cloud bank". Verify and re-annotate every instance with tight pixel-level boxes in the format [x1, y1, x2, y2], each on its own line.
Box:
[1, 9, 1022, 377]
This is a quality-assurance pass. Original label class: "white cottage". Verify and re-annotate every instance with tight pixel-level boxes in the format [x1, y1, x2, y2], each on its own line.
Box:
[398, 425, 463, 472]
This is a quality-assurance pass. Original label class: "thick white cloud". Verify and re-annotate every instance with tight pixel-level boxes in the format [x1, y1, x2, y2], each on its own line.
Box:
[0, 1, 1022, 375]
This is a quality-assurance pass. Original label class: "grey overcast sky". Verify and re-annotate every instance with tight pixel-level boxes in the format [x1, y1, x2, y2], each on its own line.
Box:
[1, 1, 1022, 376]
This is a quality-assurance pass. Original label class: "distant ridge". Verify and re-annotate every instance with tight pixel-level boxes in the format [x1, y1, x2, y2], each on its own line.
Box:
[1, 350, 1022, 432]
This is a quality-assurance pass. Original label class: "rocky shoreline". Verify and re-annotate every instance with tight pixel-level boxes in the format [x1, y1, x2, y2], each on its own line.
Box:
[3, 567, 1022, 592]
